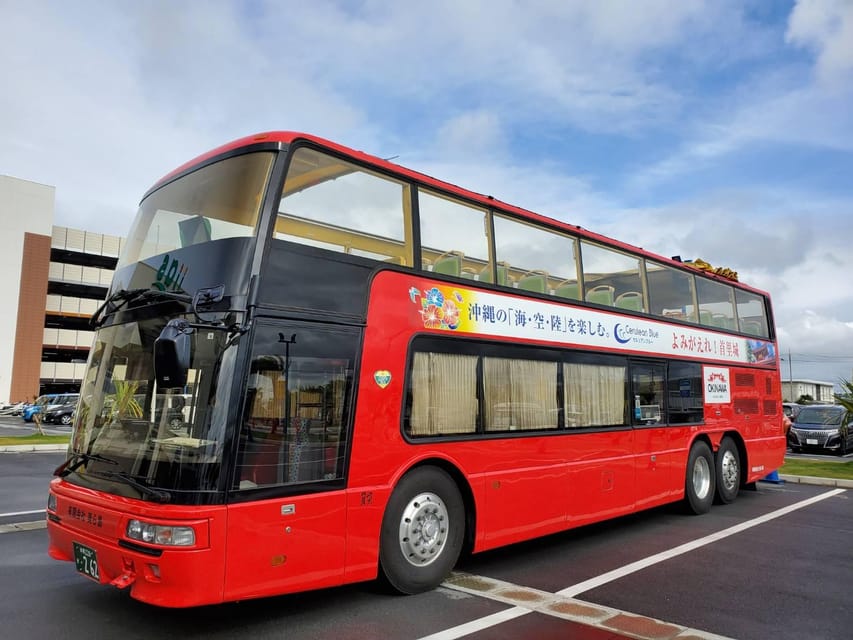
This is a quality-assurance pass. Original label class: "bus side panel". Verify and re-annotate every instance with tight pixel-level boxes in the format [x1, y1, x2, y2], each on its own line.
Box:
[477, 443, 569, 548]
[565, 430, 635, 529]
[633, 426, 682, 510]
[223, 491, 347, 601]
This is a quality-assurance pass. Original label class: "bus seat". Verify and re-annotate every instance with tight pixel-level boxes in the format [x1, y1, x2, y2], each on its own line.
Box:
[586, 285, 615, 306]
[433, 251, 463, 277]
[518, 271, 548, 293]
[741, 320, 761, 335]
[479, 263, 512, 286]
[178, 216, 212, 247]
[699, 309, 713, 326]
[554, 280, 580, 300]
[615, 291, 643, 311]
[711, 313, 728, 328]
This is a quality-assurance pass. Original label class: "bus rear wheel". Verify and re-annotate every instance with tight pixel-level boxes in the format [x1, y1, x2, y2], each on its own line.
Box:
[714, 436, 741, 504]
[379, 466, 464, 595]
[684, 441, 715, 514]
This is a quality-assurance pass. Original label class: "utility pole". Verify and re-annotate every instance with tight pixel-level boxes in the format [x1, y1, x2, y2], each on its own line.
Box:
[788, 349, 794, 401]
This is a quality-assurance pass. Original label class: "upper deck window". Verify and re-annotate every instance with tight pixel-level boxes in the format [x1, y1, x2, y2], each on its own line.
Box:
[118, 152, 274, 268]
[419, 190, 490, 279]
[276, 148, 413, 266]
[493, 215, 580, 296]
[579, 241, 645, 311]
[695, 277, 736, 330]
[646, 260, 698, 323]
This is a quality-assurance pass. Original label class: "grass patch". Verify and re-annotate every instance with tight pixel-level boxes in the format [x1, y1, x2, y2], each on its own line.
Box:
[0, 433, 70, 447]
[781, 458, 853, 481]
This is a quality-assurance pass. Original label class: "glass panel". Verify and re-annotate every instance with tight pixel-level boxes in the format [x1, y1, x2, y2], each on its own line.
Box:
[483, 357, 558, 431]
[418, 190, 490, 279]
[580, 241, 643, 309]
[277, 148, 413, 265]
[564, 362, 626, 427]
[119, 152, 274, 268]
[667, 362, 704, 424]
[66, 317, 234, 497]
[695, 277, 736, 330]
[735, 289, 770, 338]
[493, 215, 579, 294]
[236, 324, 357, 489]
[631, 362, 665, 425]
[406, 352, 478, 436]
[646, 260, 698, 322]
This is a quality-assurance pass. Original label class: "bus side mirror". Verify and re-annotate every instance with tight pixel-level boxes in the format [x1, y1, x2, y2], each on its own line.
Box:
[154, 319, 193, 389]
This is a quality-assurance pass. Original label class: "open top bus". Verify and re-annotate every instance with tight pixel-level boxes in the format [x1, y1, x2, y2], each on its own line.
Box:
[47, 131, 785, 607]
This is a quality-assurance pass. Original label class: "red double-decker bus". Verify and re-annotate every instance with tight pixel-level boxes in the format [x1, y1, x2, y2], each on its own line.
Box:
[47, 132, 785, 607]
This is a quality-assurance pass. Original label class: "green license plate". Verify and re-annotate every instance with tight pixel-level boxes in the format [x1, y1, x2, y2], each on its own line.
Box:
[73, 542, 100, 582]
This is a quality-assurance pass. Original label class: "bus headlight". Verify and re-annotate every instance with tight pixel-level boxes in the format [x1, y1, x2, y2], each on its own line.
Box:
[126, 519, 196, 546]
[47, 493, 57, 513]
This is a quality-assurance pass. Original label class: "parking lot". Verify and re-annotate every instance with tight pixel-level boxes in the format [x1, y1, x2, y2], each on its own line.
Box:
[1, 418, 851, 639]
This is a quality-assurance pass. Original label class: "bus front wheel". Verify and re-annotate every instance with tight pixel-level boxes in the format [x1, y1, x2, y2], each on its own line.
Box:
[379, 466, 464, 594]
[684, 441, 715, 514]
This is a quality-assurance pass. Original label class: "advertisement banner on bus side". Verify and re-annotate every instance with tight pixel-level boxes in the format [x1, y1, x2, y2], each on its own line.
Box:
[407, 281, 775, 367]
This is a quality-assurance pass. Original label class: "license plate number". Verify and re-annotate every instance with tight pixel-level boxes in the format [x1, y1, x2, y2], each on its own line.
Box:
[73, 542, 100, 581]
[806, 438, 818, 445]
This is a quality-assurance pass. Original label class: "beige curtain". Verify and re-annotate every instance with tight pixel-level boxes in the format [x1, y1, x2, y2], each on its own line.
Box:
[409, 352, 478, 436]
[483, 358, 558, 431]
[564, 363, 626, 427]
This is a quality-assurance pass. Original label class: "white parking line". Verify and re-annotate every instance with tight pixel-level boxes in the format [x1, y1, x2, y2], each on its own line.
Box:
[420, 488, 846, 640]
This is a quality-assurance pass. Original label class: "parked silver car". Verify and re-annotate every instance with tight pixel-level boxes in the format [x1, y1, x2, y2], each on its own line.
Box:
[788, 405, 853, 455]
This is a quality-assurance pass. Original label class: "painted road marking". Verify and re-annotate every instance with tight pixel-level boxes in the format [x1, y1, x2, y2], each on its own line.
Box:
[421, 488, 845, 640]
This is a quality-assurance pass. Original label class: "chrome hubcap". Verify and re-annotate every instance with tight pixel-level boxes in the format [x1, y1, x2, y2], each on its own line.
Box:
[720, 450, 739, 491]
[693, 456, 712, 499]
[398, 492, 448, 567]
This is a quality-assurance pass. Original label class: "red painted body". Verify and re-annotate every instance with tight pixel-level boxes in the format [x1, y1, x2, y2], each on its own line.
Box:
[47, 134, 786, 607]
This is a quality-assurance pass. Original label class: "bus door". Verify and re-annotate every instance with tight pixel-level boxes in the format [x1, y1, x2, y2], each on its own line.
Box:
[630, 361, 673, 509]
[223, 322, 358, 600]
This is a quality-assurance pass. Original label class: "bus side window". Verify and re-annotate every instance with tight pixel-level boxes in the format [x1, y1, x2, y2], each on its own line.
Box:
[419, 190, 491, 279]
[236, 324, 357, 490]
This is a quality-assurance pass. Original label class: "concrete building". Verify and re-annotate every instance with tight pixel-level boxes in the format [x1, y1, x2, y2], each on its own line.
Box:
[781, 379, 835, 404]
[1, 175, 122, 403]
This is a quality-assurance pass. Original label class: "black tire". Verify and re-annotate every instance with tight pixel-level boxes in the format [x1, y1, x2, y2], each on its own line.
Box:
[60, 414, 72, 425]
[714, 436, 741, 504]
[379, 466, 464, 594]
[684, 441, 715, 514]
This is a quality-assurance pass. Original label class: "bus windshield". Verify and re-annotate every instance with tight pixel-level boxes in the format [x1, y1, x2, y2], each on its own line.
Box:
[66, 316, 238, 499]
[117, 151, 274, 269]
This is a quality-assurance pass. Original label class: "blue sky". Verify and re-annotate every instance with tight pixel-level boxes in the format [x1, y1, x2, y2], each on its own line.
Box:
[1, 0, 852, 389]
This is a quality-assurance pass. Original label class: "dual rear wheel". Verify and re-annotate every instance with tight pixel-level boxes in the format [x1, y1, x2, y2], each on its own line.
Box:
[684, 437, 742, 514]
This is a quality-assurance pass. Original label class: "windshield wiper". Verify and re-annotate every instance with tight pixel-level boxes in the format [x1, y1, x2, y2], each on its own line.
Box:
[90, 470, 172, 503]
[91, 288, 192, 328]
[54, 452, 119, 478]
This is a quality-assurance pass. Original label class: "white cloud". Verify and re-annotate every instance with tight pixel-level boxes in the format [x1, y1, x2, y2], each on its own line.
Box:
[787, 0, 853, 85]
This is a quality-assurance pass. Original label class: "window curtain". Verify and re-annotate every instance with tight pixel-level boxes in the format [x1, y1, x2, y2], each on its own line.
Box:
[564, 363, 626, 427]
[483, 358, 558, 431]
[409, 352, 478, 435]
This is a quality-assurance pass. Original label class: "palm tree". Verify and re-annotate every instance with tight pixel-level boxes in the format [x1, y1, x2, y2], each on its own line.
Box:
[107, 380, 143, 424]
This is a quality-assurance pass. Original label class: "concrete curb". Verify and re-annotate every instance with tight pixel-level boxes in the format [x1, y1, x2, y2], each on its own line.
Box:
[0, 444, 68, 453]
[776, 474, 853, 489]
